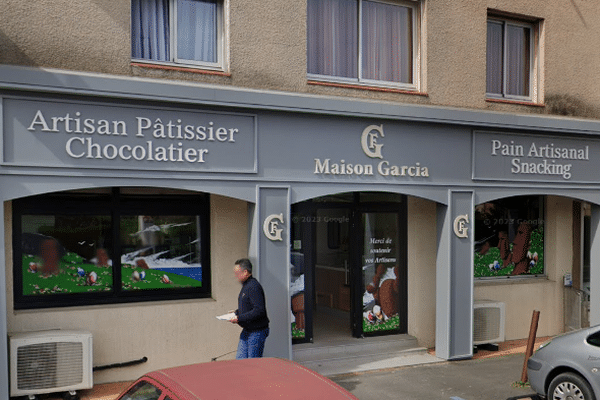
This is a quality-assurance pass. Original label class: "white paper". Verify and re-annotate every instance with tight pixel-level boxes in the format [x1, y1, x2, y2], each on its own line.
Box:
[216, 312, 236, 321]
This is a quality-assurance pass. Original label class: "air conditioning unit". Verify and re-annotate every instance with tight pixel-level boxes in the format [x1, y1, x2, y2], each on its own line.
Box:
[473, 300, 505, 345]
[9, 330, 93, 398]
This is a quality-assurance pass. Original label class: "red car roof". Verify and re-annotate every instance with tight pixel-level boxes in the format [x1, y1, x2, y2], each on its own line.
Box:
[139, 358, 358, 400]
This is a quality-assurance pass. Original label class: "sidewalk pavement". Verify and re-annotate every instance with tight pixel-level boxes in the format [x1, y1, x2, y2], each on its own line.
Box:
[439, 336, 549, 400]
[422, 336, 549, 400]
[59, 336, 550, 400]
[331, 352, 541, 400]
[458, 336, 550, 362]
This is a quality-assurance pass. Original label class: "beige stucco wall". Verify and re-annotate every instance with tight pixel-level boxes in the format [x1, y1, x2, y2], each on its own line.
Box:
[1, 0, 599, 117]
[5, 194, 248, 384]
[474, 196, 573, 341]
[407, 196, 437, 348]
[409, 195, 574, 347]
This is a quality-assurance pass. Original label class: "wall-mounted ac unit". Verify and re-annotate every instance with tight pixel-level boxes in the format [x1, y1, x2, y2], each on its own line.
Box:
[473, 300, 505, 345]
[9, 330, 93, 398]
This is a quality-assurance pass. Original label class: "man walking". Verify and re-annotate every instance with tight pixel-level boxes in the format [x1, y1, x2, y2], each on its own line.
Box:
[230, 258, 270, 359]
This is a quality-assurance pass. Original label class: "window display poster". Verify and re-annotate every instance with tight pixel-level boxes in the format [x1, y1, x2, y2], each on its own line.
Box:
[21, 214, 204, 297]
[290, 251, 305, 339]
[474, 196, 544, 278]
[362, 212, 400, 333]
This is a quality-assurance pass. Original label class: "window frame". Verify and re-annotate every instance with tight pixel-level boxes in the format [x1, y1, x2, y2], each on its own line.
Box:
[486, 16, 537, 102]
[131, 0, 226, 72]
[307, 0, 421, 91]
[12, 188, 211, 310]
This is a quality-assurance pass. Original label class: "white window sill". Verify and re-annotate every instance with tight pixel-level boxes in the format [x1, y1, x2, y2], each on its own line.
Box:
[486, 97, 544, 107]
[308, 79, 426, 96]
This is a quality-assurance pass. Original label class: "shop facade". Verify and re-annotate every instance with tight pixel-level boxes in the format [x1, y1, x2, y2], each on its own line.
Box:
[2, 65, 600, 394]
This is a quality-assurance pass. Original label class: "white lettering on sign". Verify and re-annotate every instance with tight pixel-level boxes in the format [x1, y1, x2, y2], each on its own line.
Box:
[65, 138, 209, 163]
[136, 117, 238, 142]
[314, 124, 430, 179]
[27, 110, 242, 165]
[490, 139, 589, 180]
[28, 110, 128, 136]
[314, 159, 374, 175]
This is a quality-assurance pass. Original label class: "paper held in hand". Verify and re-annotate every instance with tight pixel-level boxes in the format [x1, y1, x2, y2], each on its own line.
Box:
[216, 312, 236, 321]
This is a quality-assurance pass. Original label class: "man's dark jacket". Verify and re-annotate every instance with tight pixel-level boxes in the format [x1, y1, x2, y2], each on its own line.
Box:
[236, 276, 269, 331]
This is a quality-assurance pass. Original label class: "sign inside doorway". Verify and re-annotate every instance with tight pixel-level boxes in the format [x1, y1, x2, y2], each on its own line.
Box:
[362, 212, 400, 333]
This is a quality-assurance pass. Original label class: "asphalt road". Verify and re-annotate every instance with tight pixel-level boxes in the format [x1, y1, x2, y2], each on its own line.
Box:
[331, 353, 539, 400]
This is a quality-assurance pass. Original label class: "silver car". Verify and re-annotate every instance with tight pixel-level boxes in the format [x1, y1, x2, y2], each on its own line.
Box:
[527, 325, 600, 400]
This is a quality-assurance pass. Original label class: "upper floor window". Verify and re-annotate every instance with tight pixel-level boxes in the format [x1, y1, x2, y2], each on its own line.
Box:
[487, 16, 537, 101]
[132, 0, 224, 70]
[307, 0, 420, 90]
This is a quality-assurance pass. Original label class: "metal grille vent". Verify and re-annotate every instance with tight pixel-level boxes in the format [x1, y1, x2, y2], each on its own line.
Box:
[474, 307, 500, 341]
[17, 342, 83, 390]
[473, 300, 505, 345]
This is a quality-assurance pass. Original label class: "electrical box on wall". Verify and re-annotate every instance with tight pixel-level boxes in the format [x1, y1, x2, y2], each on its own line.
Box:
[9, 330, 93, 398]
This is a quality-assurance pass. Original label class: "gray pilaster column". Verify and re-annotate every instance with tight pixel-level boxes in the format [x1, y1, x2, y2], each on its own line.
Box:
[0, 203, 8, 400]
[590, 205, 600, 326]
[435, 191, 474, 360]
[254, 186, 291, 359]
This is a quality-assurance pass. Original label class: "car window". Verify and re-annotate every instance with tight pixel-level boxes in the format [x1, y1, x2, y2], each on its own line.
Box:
[121, 381, 162, 400]
[587, 331, 600, 347]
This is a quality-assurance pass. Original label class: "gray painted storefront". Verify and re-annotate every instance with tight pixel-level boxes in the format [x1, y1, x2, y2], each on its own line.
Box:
[3, 65, 600, 397]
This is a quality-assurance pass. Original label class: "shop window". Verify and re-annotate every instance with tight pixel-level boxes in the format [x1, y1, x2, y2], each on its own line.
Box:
[13, 188, 210, 309]
[474, 196, 544, 279]
[131, 0, 224, 70]
[486, 15, 539, 101]
[307, 0, 420, 90]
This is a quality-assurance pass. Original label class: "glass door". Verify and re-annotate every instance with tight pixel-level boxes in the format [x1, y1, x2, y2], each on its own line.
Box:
[291, 193, 407, 342]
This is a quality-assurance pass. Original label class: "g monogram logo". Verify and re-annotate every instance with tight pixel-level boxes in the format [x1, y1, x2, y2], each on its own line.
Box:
[361, 124, 385, 159]
[263, 213, 284, 241]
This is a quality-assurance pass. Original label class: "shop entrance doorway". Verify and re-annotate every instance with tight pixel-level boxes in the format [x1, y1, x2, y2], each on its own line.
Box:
[290, 193, 407, 344]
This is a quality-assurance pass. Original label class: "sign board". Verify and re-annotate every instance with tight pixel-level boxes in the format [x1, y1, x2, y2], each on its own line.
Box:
[473, 131, 600, 183]
[1, 97, 257, 173]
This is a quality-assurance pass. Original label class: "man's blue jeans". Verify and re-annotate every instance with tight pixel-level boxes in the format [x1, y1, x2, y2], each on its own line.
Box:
[236, 328, 269, 359]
